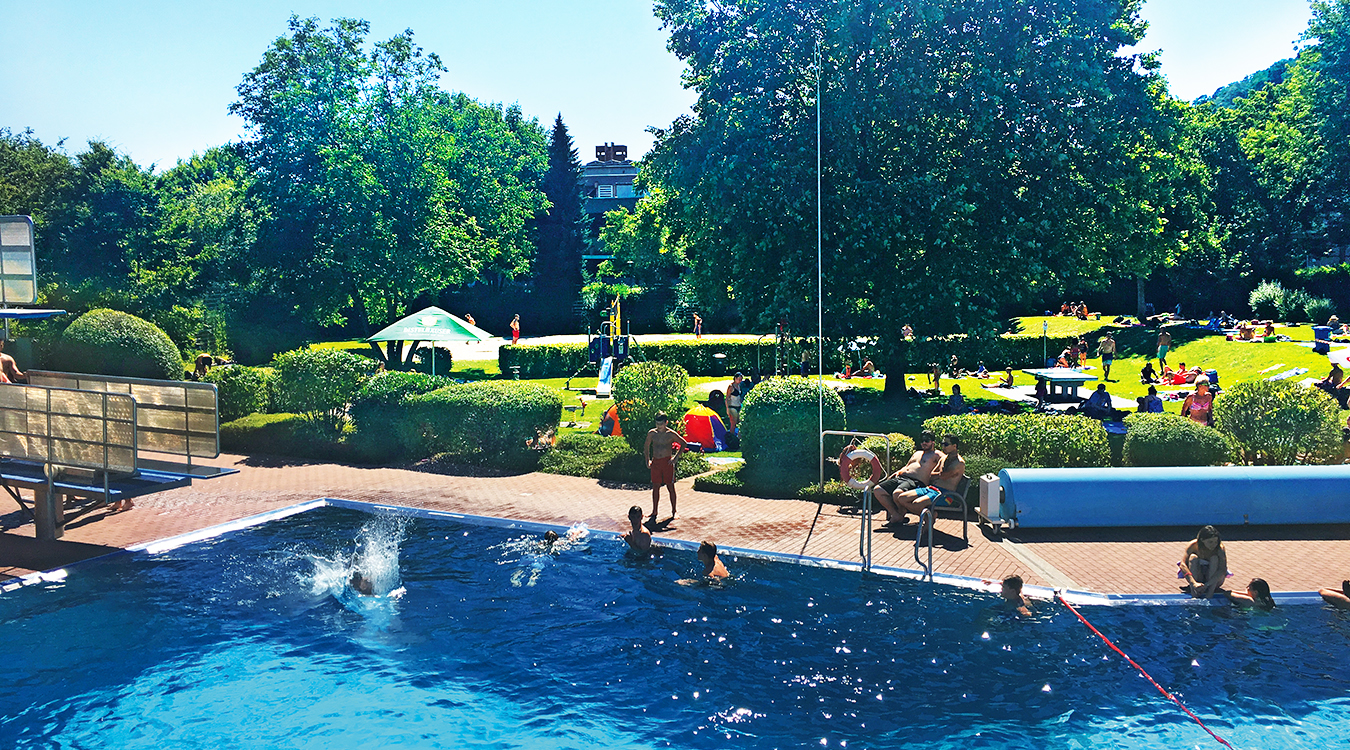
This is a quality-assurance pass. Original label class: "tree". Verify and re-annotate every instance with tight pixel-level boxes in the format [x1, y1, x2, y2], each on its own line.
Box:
[532, 114, 586, 317]
[648, 0, 1190, 380]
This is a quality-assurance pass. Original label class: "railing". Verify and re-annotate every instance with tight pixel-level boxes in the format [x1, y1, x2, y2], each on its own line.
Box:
[914, 509, 934, 581]
[0, 383, 137, 475]
[820, 430, 895, 572]
[27, 371, 219, 466]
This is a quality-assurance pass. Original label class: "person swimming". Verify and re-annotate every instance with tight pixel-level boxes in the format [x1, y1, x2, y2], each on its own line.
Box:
[1229, 578, 1276, 610]
[1319, 580, 1350, 610]
[349, 571, 375, 596]
[1000, 574, 1032, 615]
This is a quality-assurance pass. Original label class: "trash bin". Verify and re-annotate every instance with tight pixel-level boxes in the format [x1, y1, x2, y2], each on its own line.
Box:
[712, 352, 727, 377]
[1313, 326, 1331, 355]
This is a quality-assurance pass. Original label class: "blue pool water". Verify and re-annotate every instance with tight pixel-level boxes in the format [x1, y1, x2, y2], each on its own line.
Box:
[3, 504, 1350, 749]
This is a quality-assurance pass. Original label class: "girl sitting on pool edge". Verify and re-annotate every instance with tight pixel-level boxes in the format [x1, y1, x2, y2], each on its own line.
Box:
[1179, 525, 1228, 599]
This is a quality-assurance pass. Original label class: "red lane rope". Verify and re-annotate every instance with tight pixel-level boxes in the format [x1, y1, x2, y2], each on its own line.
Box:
[1056, 594, 1234, 749]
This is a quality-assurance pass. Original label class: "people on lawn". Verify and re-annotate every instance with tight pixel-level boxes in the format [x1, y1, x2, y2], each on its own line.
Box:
[1140, 360, 1158, 384]
[998, 367, 1015, 388]
[1156, 329, 1172, 368]
[1080, 383, 1116, 420]
[946, 384, 965, 413]
[1181, 378, 1215, 426]
[1316, 362, 1348, 408]
[1138, 385, 1164, 413]
[1096, 332, 1116, 381]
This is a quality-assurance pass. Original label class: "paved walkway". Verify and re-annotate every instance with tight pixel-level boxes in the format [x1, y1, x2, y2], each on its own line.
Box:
[3, 455, 1349, 596]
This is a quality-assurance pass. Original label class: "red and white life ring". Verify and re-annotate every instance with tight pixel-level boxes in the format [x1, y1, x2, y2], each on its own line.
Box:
[838, 447, 883, 490]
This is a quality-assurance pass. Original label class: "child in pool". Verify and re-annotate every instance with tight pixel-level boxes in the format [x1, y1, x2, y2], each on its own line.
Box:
[621, 505, 653, 554]
[349, 571, 375, 596]
[1001, 574, 1032, 615]
[1229, 578, 1276, 609]
[698, 541, 729, 579]
[1319, 580, 1350, 610]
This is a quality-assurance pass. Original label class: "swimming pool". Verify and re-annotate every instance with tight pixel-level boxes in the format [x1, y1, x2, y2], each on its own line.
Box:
[3, 502, 1349, 749]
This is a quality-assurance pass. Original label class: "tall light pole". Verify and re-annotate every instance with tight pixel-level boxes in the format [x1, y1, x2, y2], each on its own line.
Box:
[816, 35, 824, 494]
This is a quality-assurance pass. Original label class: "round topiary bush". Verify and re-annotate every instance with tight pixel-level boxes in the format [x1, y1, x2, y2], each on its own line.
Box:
[739, 378, 846, 495]
[349, 370, 455, 460]
[400, 381, 563, 460]
[271, 348, 379, 435]
[51, 309, 183, 380]
[1213, 379, 1343, 464]
[612, 361, 689, 452]
[203, 365, 273, 422]
[1122, 413, 1236, 467]
[859, 432, 915, 474]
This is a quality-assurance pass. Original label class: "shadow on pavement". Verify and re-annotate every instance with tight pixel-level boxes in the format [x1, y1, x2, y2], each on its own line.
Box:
[0, 532, 122, 579]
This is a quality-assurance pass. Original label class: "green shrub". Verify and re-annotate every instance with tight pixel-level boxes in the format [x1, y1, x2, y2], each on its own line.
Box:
[204, 365, 272, 422]
[858, 433, 916, 474]
[401, 381, 562, 459]
[1213, 379, 1343, 465]
[271, 348, 378, 435]
[151, 304, 228, 357]
[349, 371, 455, 460]
[922, 413, 1110, 468]
[612, 361, 690, 452]
[964, 454, 1012, 481]
[740, 378, 847, 495]
[51, 308, 183, 380]
[1249, 279, 1285, 320]
[219, 412, 365, 463]
[1304, 296, 1337, 326]
[1278, 287, 1315, 323]
[1121, 413, 1236, 467]
[539, 432, 710, 482]
[411, 346, 453, 375]
[690, 464, 855, 502]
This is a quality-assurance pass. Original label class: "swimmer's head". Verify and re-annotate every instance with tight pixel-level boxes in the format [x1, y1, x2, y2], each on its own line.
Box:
[1247, 578, 1275, 609]
[698, 541, 717, 562]
[628, 505, 644, 523]
[350, 572, 374, 596]
[544, 530, 560, 544]
[1001, 575, 1023, 600]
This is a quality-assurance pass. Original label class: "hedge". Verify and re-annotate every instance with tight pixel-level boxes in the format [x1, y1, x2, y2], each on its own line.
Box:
[400, 381, 562, 459]
[1122, 413, 1236, 467]
[922, 413, 1110, 468]
[858, 433, 915, 475]
[271, 348, 378, 435]
[349, 370, 456, 460]
[613, 361, 689, 452]
[219, 412, 365, 463]
[883, 334, 1080, 375]
[499, 338, 776, 378]
[538, 432, 709, 483]
[203, 364, 273, 422]
[692, 464, 857, 503]
[50, 309, 183, 380]
[740, 378, 846, 494]
[1213, 379, 1343, 465]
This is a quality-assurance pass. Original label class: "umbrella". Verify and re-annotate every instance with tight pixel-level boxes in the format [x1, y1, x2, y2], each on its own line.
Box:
[366, 306, 494, 376]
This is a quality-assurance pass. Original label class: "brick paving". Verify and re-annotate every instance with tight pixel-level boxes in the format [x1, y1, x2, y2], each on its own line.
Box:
[3, 454, 1349, 596]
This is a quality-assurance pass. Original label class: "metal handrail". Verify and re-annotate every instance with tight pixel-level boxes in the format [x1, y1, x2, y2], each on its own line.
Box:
[820, 430, 894, 572]
[914, 509, 934, 581]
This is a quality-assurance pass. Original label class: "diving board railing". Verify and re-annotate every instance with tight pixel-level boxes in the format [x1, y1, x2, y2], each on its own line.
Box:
[0, 383, 137, 475]
[27, 370, 221, 476]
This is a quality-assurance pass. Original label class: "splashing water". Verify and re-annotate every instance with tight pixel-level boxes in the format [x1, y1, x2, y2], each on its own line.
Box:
[311, 514, 408, 603]
[493, 524, 590, 587]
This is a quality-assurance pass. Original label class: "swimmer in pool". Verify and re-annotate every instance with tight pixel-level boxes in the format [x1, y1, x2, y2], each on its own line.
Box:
[621, 505, 653, 554]
[1319, 580, 1350, 610]
[349, 571, 375, 596]
[698, 541, 729, 580]
[1001, 574, 1032, 615]
[1229, 578, 1276, 610]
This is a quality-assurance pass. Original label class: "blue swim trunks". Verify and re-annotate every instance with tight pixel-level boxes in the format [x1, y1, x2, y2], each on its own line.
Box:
[1158, 345, 1169, 360]
[917, 486, 957, 506]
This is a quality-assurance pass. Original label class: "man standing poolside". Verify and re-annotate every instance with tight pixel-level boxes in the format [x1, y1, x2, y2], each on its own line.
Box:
[1097, 332, 1116, 381]
[643, 412, 689, 522]
[872, 431, 940, 523]
[1156, 329, 1172, 368]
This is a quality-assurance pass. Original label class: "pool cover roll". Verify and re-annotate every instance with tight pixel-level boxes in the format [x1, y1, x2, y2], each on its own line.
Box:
[999, 464, 1350, 528]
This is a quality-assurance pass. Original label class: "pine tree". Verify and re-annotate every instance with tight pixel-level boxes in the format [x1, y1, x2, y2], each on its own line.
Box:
[533, 114, 586, 321]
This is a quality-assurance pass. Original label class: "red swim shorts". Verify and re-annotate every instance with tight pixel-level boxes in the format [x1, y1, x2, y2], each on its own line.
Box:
[650, 457, 675, 486]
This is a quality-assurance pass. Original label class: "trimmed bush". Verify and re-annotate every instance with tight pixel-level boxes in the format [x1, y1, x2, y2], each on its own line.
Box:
[1249, 279, 1285, 320]
[1213, 379, 1342, 465]
[922, 413, 1110, 468]
[1122, 413, 1236, 467]
[612, 361, 689, 452]
[51, 308, 183, 380]
[349, 371, 455, 460]
[740, 378, 846, 495]
[272, 348, 378, 435]
[539, 432, 710, 482]
[400, 381, 562, 459]
[219, 412, 365, 463]
[1304, 296, 1337, 326]
[204, 365, 273, 422]
[858, 433, 916, 474]
[690, 464, 857, 503]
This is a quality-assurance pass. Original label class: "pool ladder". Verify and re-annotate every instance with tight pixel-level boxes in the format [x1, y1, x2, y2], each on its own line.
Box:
[914, 509, 934, 582]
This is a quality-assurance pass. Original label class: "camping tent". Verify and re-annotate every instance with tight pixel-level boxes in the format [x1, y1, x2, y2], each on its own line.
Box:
[682, 405, 728, 452]
[366, 306, 494, 375]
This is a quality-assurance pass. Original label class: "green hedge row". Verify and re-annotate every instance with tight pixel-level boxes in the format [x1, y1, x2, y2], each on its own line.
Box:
[400, 381, 562, 459]
[741, 378, 847, 494]
[204, 365, 274, 423]
[1122, 413, 1236, 466]
[348, 371, 457, 461]
[922, 413, 1110, 468]
[499, 338, 777, 378]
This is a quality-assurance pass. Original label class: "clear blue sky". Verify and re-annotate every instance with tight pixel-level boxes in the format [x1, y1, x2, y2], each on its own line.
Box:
[0, 0, 1314, 171]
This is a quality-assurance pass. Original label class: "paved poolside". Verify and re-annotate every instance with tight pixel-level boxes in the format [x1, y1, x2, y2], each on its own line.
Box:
[3, 454, 1349, 597]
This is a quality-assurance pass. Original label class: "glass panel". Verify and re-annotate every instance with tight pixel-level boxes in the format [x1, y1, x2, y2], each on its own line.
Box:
[1, 279, 35, 304]
[1, 250, 33, 275]
[0, 221, 31, 246]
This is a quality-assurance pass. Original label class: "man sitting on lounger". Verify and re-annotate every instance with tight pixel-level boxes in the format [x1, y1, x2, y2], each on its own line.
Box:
[872, 431, 940, 524]
[885, 435, 966, 524]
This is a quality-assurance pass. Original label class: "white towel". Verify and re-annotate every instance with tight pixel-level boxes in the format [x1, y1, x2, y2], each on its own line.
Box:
[1258, 363, 1285, 374]
[1267, 367, 1309, 381]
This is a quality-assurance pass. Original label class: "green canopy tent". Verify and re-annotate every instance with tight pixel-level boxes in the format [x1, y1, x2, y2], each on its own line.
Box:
[366, 306, 494, 376]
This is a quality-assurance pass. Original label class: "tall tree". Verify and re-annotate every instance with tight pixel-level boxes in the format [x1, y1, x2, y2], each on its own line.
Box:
[532, 114, 586, 316]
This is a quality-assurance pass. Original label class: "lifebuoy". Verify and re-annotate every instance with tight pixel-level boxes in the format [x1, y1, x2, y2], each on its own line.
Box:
[838, 447, 883, 490]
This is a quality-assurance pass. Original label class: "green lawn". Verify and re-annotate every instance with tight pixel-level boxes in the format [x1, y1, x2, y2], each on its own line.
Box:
[1012, 315, 1116, 338]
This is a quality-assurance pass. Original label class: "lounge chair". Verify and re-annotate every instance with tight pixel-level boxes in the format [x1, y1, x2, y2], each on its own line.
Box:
[928, 475, 972, 543]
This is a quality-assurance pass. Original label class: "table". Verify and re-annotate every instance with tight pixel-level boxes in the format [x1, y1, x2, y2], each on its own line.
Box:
[1024, 368, 1097, 401]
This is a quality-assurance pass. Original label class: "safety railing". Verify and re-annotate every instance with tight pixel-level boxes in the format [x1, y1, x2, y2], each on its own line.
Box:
[28, 371, 219, 467]
[0, 383, 137, 476]
[820, 430, 895, 572]
[914, 509, 934, 581]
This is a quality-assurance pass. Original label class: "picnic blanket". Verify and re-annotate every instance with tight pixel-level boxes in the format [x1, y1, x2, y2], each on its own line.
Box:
[1267, 367, 1310, 381]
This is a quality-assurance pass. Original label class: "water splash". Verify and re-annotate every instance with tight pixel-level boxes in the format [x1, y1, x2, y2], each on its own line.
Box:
[311, 514, 408, 604]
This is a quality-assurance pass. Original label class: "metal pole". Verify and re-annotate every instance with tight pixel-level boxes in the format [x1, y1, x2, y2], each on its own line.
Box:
[816, 36, 824, 496]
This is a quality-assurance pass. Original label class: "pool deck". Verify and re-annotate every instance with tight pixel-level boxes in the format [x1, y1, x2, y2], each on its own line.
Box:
[2, 454, 1349, 597]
